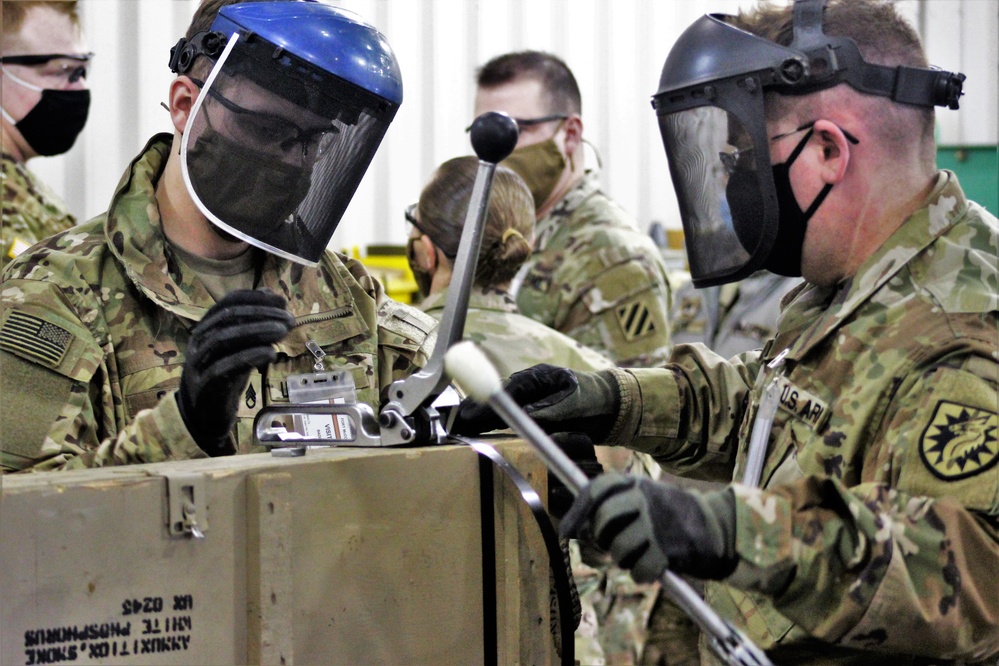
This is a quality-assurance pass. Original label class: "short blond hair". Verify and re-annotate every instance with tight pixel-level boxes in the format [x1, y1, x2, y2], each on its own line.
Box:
[2, 1, 80, 36]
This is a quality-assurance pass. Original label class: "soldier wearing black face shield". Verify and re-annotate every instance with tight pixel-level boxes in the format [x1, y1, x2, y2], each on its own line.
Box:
[0, 1, 92, 273]
[454, 0, 999, 662]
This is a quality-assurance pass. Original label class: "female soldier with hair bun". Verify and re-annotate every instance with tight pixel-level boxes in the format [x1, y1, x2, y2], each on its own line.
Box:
[406, 155, 613, 378]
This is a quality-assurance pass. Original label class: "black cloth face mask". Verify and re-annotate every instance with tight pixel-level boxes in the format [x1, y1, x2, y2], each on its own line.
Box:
[187, 126, 313, 237]
[728, 126, 834, 278]
[4, 78, 91, 156]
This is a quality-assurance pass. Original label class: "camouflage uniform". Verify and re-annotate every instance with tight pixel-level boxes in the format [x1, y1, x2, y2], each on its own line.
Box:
[645, 271, 801, 665]
[515, 173, 673, 368]
[600, 172, 999, 663]
[1, 153, 76, 274]
[420, 284, 613, 665]
[669, 271, 802, 360]
[419, 285, 614, 378]
[0, 135, 437, 473]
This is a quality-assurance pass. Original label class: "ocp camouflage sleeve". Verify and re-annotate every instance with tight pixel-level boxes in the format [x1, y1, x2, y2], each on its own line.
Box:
[0, 266, 207, 472]
[606, 346, 763, 481]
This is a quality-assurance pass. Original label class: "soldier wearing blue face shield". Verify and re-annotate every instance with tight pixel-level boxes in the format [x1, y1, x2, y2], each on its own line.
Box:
[1, 0, 438, 472]
[455, 1, 999, 662]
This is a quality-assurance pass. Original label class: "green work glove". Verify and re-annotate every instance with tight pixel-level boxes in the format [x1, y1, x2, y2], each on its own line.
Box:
[451, 364, 621, 443]
[559, 472, 738, 583]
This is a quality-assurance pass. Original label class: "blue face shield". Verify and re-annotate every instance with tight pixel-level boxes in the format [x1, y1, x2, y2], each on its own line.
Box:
[173, 1, 402, 266]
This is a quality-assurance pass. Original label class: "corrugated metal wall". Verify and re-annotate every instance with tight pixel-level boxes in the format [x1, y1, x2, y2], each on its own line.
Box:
[28, 0, 999, 255]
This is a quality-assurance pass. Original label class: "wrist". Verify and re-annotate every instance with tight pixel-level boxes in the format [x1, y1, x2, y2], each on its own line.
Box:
[604, 367, 640, 445]
[160, 391, 212, 460]
[174, 391, 233, 457]
[694, 487, 738, 579]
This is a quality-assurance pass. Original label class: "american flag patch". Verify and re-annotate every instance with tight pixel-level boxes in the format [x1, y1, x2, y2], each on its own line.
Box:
[0, 311, 72, 368]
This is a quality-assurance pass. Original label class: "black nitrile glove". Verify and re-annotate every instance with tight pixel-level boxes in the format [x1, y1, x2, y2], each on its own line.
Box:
[560, 472, 738, 583]
[177, 289, 294, 456]
[451, 364, 621, 442]
[547, 432, 604, 521]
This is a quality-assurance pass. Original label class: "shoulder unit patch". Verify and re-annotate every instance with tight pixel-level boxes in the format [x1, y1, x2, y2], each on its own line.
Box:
[616, 301, 656, 341]
[919, 400, 999, 480]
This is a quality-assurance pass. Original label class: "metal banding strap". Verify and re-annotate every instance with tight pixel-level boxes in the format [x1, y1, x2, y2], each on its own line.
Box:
[477, 450, 498, 666]
[459, 436, 575, 666]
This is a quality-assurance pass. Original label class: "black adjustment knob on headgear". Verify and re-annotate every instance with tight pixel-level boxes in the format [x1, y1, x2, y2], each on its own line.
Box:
[937, 71, 966, 110]
[469, 112, 520, 164]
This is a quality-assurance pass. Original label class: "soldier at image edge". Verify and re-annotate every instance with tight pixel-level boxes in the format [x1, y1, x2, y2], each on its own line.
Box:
[454, 0, 999, 662]
[1, 1, 92, 272]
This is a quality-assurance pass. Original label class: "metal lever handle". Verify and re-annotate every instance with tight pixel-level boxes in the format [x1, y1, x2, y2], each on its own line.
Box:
[488, 389, 773, 666]
[380, 112, 520, 444]
[443, 342, 773, 666]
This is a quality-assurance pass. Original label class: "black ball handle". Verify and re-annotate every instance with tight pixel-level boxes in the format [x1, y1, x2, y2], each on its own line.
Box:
[469, 112, 519, 164]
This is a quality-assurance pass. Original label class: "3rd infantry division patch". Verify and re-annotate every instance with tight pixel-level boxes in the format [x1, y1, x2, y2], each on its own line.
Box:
[920, 401, 999, 480]
[616, 301, 656, 341]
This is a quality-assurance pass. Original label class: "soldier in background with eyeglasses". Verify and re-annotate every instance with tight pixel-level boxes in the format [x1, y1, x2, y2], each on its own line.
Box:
[1, 1, 91, 272]
[474, 50, 676, 666]
[474, 51, 674, 370]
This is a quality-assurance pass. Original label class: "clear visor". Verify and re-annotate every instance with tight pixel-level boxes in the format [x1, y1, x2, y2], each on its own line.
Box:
[659, 106, 777, 287]
[181, 33, 396, 265]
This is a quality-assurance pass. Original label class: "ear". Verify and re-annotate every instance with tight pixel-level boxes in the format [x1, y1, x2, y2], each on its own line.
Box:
[562, 114, 584, 156]
[167, 76, 200, 134]
[417, 234, 438, 273]
[812, 119, 852, 185]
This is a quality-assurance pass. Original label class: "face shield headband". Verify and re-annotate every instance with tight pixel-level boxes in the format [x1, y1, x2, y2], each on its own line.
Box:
[178, 30, 397, 265]
[651, 0, 965, 287]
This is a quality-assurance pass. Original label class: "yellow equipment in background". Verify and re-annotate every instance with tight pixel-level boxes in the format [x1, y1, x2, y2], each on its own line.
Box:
[349, 244, 420, 304]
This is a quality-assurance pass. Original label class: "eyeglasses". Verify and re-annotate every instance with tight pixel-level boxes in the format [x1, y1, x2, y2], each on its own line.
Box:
[513, 114, 568, 129]
[464, 113, 568, 133]
[0, 53, 94, 84]
[404, 202, 419, 226]
[404, 202, 431, 237]
[404, 202, 457, 260]
[719, 121, 859, 174]
[205, 85, 340, 159]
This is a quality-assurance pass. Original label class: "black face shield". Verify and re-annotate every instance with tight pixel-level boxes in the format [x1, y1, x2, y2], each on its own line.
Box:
[651, 0, 965, 287]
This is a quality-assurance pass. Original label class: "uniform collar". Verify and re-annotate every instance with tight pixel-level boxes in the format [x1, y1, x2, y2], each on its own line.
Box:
[533, 172, 599, 251]
[418, 285, 519, 315]
[776, 171, 971, 361]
